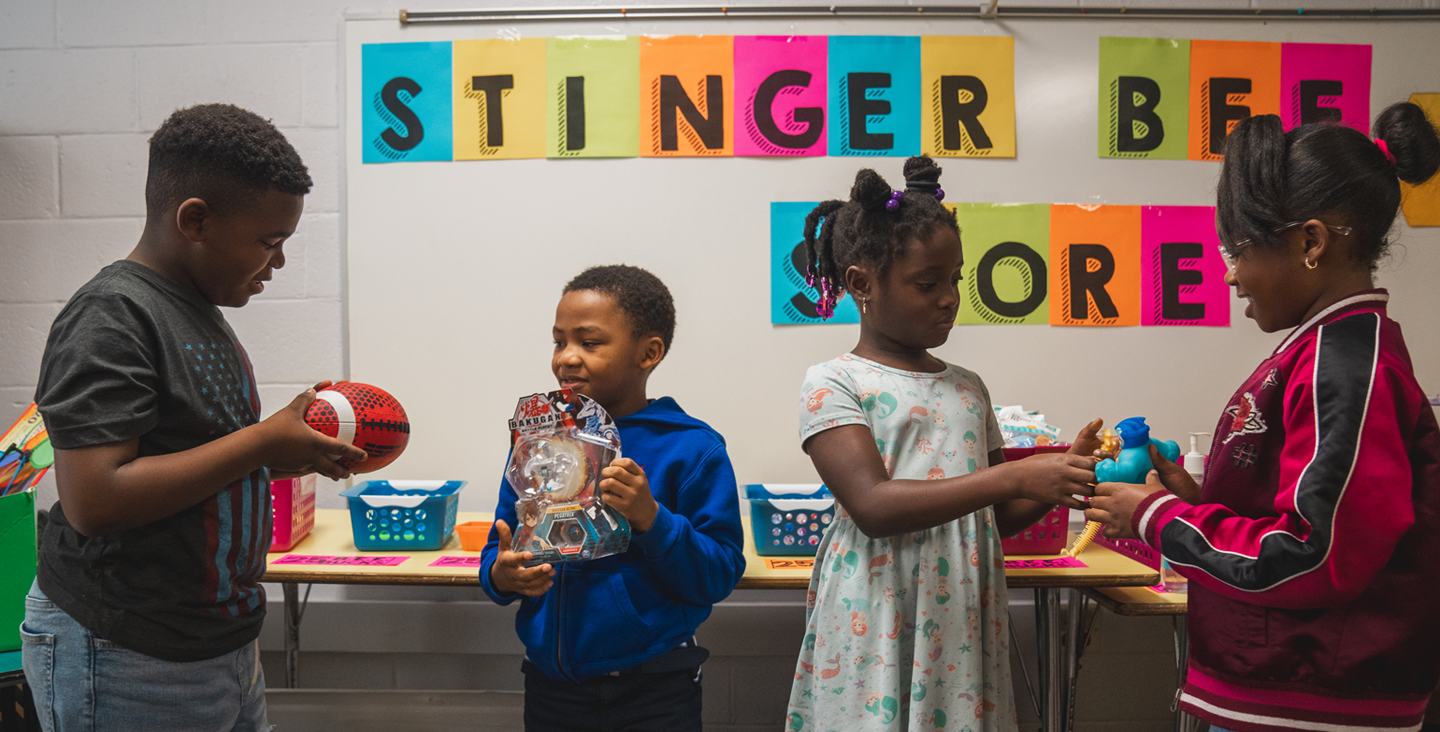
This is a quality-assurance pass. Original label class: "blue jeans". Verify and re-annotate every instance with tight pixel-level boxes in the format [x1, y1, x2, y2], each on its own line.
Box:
[20, 580, 271, 732]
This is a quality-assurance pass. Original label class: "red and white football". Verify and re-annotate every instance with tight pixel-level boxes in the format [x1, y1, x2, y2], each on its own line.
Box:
[303, 381, 410, 473]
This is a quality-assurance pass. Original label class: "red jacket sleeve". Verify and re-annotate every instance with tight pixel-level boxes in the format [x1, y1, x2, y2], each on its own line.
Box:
[1133, 314, 1417, 609]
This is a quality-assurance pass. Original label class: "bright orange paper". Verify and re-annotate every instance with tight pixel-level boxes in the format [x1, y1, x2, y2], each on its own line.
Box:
[639, 36, 734, 157]
[1187, 40, 1280, 161]
[1401, 93, 1440, 227]
[452, 38, 546, 160]
[1048, 204, 1141, 327]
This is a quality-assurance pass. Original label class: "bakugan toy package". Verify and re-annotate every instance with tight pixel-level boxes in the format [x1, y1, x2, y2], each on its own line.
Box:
[506, 390, 630, 566]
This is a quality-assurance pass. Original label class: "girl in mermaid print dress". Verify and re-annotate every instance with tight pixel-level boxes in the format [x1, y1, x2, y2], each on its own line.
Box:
[787, 157, 1104, 732]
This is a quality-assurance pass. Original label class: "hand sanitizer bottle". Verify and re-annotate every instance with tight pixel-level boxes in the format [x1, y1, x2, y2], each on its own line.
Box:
[1161, 433, 1209, 594]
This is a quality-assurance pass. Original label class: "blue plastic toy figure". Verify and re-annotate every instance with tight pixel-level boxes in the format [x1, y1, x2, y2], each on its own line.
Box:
[1095, 417, 1180, 484]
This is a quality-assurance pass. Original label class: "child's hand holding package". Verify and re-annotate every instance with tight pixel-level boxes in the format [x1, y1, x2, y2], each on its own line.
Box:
[599, 458, 658, 532]
[489, 520, 556, 596]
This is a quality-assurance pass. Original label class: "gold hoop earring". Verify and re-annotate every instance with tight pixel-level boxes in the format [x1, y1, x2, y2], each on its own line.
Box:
[1304, 259, 1318, 270]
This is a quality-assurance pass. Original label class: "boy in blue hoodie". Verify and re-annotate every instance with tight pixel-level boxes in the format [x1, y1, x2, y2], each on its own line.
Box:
[480, 265, 746, 732]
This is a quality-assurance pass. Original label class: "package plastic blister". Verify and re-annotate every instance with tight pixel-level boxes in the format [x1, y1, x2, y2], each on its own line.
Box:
[506, 390, 630, 566]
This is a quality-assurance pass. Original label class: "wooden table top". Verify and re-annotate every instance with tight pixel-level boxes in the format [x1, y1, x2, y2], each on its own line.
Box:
[1082, 585, 1188, 616]
[263, 510, 1159, 591]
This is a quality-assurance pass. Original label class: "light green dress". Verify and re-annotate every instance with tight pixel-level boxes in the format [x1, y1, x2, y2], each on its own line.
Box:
[787, 354, 1017, 732]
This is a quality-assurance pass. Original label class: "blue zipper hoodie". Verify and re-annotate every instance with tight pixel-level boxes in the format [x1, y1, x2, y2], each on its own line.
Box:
[479, 397, 746, 682]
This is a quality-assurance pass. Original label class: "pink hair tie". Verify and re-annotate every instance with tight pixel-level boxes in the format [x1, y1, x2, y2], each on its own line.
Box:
[1375, 138, 1397, 166]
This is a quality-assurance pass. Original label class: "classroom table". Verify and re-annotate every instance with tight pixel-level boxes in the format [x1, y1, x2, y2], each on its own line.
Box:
[1082, 586, 1199, 732]
[263, 509, 1157, 731]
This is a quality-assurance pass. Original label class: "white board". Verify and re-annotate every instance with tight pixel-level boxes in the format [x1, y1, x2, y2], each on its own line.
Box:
[342, 15, 1440, 510]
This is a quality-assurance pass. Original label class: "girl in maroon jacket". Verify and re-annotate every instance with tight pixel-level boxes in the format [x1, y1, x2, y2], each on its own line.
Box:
[1087, 101, 1440, 732]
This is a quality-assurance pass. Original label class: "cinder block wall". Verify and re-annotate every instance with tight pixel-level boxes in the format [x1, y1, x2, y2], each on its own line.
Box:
[6, 1, 1433, 729]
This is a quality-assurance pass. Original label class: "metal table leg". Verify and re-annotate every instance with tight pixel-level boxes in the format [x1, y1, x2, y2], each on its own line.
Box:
[283, 582, 300, 689]
[1035, 588, 1064, 732]
[1173, 615, 1194, 732]
[1063, 588, 1085, 732]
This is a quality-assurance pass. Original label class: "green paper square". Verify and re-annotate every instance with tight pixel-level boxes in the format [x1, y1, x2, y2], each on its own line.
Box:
[956, 203, 1051, 325]
[546, 37, 640, 158]
[1098, 37, 1190, 160]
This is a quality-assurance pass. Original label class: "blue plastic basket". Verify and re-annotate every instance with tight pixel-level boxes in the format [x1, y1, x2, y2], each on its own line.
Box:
[340, 480, 465, 551]
[744, 484, 834, 556]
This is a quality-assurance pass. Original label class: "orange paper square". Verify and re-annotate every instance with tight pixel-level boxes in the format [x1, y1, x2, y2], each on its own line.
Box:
[1048, 204, 1142, 326]
[639, 36, 734, 157]
[1188, 40, 1281, 161]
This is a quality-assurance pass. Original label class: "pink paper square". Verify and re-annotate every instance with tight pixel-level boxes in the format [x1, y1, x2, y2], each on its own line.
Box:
[733, 36, 828, 156]
[1280, 43, 1371, 134]
[1003, 557, 1087, 570]
[430, 556, 483, 568]
[1141, 205, 1229, 327]
[273, 554, 409, 567]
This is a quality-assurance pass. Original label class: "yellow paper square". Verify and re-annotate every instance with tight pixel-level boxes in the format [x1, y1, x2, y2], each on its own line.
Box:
[453, 38, 546, 160]
[1400, 93, 1440, 227]
[921, 36, 1015, 158]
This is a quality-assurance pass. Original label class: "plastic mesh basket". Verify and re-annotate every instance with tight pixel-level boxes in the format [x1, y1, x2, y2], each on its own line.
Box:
[340, 480, 465, 551]
[998, 445, 1072, 555]
[744, 484, 834, 556]
[1000, 505, 1070, 555]
[270, 475, 316, 552]
[1095, 535, 1161, 570]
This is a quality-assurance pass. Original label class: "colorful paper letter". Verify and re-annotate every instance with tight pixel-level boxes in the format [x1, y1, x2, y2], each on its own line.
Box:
[1049, 204, 1141, 326]
[361, 42, 453, 163]
[772, 202, 859, 324]
[545, 36, 640, 158]
[734, 36, 828, 157]
[922, 36, 1015, 158]
[827, 36, 921, 158]
[1401, 93, 1440, 227]
[1279, 43, 1372, 134]
[1188, 40, 1281, 161]
[452, 39, 546, 160]
[1141, 206, 1229, 326]
[640, 36, 734, 157]
[953, 203, 1050, 324]
[1098, 38, 1190, 160]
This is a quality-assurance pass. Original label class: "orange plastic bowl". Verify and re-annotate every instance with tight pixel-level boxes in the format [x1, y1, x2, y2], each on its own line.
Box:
[455, 521, 493, 552]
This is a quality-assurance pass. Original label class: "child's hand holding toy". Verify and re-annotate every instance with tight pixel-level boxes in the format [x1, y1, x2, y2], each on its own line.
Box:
[490, 520, 556, 596]
[1086, 440, 1201, 540]
[1006, 453, 1098, 510]
[599, 458, 658, 532]
[1065, 418, 1112, 462]
[1086, 471, 1168, 540]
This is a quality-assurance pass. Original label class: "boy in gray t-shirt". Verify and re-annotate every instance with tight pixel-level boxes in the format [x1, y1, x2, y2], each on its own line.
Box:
[24, 104, 365, 731]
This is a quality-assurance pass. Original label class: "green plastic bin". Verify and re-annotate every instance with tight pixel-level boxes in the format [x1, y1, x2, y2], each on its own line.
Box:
[0, 491, 37, 652]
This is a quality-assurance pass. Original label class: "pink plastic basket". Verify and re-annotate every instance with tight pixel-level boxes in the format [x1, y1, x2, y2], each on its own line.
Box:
[1094, 535, 1160, 570]
[271, 475, 316, 552]
[1001, 505, 1070, 555]
[998, 446, 1072, 555]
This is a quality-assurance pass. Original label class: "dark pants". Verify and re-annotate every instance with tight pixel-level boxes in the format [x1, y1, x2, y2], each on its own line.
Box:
[521, 659, 702, 732]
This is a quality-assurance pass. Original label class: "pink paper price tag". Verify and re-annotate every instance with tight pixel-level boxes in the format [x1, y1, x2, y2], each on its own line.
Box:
[274, 554, 409, 567]
[1003, 557, 1088, 570]
[429, 556, 483, 568]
